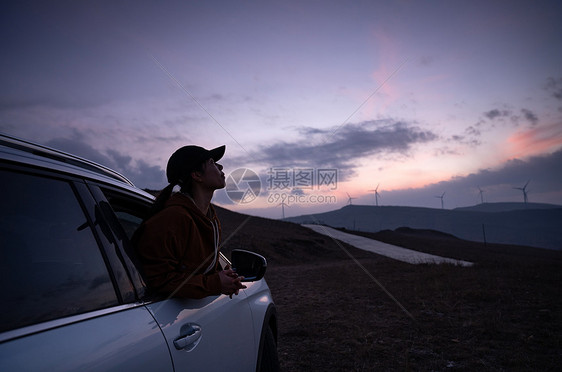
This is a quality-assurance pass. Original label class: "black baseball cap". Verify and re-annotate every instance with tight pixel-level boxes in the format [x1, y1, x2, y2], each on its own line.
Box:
[166, 145, 225, 184]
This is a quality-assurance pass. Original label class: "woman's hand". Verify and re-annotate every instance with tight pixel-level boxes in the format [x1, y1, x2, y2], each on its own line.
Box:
[219, 266, 247, 298]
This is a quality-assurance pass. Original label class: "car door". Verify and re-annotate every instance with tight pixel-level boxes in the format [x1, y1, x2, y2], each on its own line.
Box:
[0, 306, 173, 372]
[0, 168, 173, 371]
[93, 186, 257, 371]
[145, 268, 256, 371]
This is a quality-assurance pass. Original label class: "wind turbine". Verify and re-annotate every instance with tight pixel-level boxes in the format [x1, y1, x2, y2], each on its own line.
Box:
[346, 192, 356, 205]
[435, 192, 445, 209]
[513, 180, 530, 205]
[368, 184, 381, 206]
[477, 186, 485, 204]
[278, 201, 288, 219]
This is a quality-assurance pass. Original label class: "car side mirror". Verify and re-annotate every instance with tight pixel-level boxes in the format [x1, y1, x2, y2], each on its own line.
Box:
[231, 249, 267, 282]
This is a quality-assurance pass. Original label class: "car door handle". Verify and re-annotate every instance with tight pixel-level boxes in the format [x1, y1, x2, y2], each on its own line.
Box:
[173, 323, 202, 351]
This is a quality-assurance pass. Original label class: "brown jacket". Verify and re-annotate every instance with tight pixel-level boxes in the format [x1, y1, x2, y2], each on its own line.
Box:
[135, 193, 222, 299]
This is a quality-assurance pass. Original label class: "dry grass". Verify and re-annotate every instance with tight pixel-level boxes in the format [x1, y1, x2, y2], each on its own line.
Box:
[216, 207, 562, 371]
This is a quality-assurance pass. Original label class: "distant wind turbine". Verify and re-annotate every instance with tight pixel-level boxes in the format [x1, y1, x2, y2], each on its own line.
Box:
[278, 201, 288, 219]
[478, 186, 485, 204]
[435, 192, 445, 209]
[346, 192, 356, 205]
[513, 180, 530, 205]
[368, 184, 381, 206]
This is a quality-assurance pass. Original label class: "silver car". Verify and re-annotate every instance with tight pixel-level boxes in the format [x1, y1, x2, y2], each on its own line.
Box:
[0, 133, 279, 371]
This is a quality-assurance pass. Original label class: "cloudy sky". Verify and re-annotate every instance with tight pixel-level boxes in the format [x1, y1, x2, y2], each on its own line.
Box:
[2, 0, 561, 218]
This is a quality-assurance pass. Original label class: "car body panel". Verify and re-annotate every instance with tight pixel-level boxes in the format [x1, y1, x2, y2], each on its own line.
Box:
[242, 279, 276, 355]
[0, 306, 172, 372]
[147, 292, 256, 371]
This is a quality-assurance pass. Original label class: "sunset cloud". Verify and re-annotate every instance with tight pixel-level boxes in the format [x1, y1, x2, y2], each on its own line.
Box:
[378, 149, 562, 208]
[235, 120, 438, 178]
[508, 122, 562, 156]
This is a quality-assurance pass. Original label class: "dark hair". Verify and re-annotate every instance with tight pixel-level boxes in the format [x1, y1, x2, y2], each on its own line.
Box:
[148, 160, 208, 218]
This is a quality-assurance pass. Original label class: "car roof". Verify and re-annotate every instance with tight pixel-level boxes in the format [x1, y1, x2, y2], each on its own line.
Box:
[0, 133, 155, 200]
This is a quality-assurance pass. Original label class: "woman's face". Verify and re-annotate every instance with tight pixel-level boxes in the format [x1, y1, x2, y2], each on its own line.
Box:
[198, 158, 226, 190]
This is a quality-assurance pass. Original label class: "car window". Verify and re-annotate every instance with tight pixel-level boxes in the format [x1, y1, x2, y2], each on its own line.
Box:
[99, 188, 151, 239]
[0, 170, 119, 333]
[114, 210, 144, 239]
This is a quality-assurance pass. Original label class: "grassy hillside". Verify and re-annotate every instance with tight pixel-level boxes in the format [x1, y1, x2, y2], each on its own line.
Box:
[215, 205, 355, 265]
[216, 205, 562, 370]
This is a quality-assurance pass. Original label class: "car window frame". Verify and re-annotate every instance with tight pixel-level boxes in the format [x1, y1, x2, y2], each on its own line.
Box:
[75, 182, 139, 303]
[85, 181, 154, 300]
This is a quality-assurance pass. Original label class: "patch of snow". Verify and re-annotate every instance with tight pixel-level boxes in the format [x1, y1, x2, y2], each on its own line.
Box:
[303, 224, 473, 266]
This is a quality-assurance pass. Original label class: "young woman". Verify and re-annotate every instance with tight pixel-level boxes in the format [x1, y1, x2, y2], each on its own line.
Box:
[135, 145, 245, 299]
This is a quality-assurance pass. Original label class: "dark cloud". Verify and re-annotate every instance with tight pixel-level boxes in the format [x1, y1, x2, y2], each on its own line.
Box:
[46, 137, 110, 167]
[545, 77, 562, 100]
[521, 108, 539, 125]
[297, 127, 326, 135]
[484, 109, 510, 120]
[545, 77, 562, 113]
[45, 137, 166, 189]
[448, 128, 481, 147]
[465, 126, 481, 137]
[481, 107, 541, 129]
[236, 120, 438, 179]
[129, 160, 166, 190]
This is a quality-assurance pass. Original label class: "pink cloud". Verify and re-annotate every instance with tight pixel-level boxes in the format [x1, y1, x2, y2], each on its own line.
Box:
[507, 122, 562, 157]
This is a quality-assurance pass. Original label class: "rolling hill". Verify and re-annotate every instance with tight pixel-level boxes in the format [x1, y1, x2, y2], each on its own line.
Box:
[284, 203, 562, 250]
[453, 202, 560, 212]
